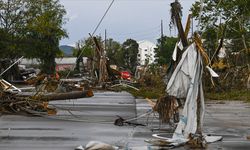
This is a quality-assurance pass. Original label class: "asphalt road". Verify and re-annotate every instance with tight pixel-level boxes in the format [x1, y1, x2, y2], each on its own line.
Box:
[0, 91, 250, 150]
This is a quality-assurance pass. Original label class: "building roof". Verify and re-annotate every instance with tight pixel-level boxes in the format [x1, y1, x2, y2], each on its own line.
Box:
[20, 57, 87, 65]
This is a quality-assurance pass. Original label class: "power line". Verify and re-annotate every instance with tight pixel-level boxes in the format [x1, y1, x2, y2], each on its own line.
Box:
[61, 0, 115, 81]
[91, 0, 115, 36]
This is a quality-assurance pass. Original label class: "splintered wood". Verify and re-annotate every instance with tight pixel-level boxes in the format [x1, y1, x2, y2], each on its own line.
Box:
[0, 92, 57, 115]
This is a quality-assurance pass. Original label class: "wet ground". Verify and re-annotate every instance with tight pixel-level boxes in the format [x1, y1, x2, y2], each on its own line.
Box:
[0, 91, 249, 150]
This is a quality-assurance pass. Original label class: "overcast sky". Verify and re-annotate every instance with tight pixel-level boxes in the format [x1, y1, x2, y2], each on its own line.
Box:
[60, 0, 197, 46]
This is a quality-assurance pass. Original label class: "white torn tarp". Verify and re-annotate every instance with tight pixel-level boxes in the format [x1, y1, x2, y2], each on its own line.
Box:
[206, 66, 219, 77]
[172, 41, 184, 61]
[78, 141, 118, 150]
[159, 42, 222, 146]
[167, 43, 198, 99]
[218, 46, 227, 58]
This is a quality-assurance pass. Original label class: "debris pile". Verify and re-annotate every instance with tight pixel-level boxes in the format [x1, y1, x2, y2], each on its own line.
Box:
[0, 78, 93, 115]
[0, 92, 56, 115]
[154, 95, 179, 123]
[0, 79, 56, 115]
[75, 141, 118, 150]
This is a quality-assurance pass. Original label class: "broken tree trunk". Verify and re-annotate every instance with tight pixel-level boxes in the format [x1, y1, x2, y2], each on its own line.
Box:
[170, 1, 188, 48]
[90, 35, 117, 84]
[35, 90, 94, 101]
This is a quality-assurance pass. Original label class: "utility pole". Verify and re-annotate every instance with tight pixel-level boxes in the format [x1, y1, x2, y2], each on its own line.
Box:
[170, 1, 188, 47]
[104, 29, 107, 52]
[161, 20, 164, 52]
[161, 20, 164, 38]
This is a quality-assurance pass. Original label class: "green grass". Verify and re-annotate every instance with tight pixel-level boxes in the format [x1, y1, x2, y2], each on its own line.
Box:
[127, 87, 249, 102]
[205, 90, 250, 102]
[127, 87, 165, 99]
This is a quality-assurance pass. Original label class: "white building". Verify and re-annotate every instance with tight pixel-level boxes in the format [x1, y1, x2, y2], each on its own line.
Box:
[137, 40, 156, 65]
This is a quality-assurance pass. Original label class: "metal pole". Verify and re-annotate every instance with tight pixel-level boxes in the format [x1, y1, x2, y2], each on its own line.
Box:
[0, 56, 24, 77]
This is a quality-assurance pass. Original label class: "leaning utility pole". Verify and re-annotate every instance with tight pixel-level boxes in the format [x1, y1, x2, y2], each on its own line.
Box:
[161, 20, 164, 52]
[104, 29, 107, 51]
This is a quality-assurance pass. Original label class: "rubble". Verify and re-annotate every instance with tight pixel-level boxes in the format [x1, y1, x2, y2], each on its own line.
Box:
[0, 76, 93, 115]
[247, 136, 250, 141]
[75, 141, 118, 150]
[0, 91, 57, 115]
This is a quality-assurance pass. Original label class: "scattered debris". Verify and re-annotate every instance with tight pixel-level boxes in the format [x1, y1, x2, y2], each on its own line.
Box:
[110, 80, 139, 91]
[247, 136, 250, 140]
[187, 133, 207, 148]
[154, 95, 180, 123]
[0, 75, 93, 115]
[75, 145, 84, 150]
[114, 115, 146, 127]
[38, 90, 93, 101]
[0, 79, 21, 93]
[144, 139, 173, 147]
[0, 91, 57, 115]
[75, 141, 118, 150]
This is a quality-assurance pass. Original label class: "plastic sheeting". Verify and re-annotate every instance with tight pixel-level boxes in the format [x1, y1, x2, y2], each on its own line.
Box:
[162, 43, 222, 146]
[167, 43, 205, 138]
[172, 41, 184, 61]
[206, 66, 219, 77]
[167, 43, 199, 99]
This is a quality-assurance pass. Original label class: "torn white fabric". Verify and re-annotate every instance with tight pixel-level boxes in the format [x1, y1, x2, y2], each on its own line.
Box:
[218, 47, 226, 58]
[171, 43, 204, 139]
[172, 41, 184, 61]
[163, 43, 222, 146]
[204, 135, 223, 143]
[206, 66, 219, 77]
[178, 41, 184, 50]
[85, 141, 118, 150]
[172, 43, 178, 61]
[167, 43, 198, 99]
[152, 134, 223, 146]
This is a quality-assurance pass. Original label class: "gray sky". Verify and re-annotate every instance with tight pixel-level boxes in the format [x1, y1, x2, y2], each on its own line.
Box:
[60, 0, 197, 46]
